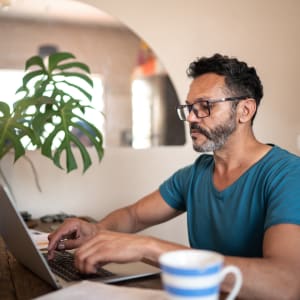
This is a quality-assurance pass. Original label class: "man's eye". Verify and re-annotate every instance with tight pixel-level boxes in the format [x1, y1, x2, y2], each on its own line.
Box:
[198, 102, 209, 110]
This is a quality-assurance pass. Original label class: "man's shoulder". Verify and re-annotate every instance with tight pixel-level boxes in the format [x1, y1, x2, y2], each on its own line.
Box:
[268, 145, 300, 165]
[257, 145, 300, 180]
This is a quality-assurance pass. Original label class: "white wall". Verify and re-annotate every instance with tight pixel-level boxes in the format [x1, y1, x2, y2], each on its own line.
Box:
[2, 0, 300, 246]
[82, 0, 300, 152]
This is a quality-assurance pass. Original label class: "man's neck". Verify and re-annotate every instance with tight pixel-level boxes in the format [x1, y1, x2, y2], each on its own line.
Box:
[211, 130, 272, 190]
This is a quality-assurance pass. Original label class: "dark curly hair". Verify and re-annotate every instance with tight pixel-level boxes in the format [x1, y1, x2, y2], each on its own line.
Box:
[187, 53, 263, 122]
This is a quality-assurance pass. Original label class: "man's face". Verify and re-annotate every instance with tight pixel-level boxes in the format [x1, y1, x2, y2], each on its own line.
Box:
[186, 73, 237, 152]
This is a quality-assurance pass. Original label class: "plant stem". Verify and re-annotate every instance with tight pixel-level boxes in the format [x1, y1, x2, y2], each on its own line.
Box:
[23, 155, 42, 192]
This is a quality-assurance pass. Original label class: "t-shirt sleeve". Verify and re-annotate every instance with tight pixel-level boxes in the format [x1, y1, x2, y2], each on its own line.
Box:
[159, 165, 193, 211]
[264, 156, 300, 230]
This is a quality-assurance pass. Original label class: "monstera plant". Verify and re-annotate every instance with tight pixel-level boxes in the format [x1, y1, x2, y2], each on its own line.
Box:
[0, 52, 104, 183]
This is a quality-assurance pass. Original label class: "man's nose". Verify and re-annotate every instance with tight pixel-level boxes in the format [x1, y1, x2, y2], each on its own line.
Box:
[186, 107, 199, 123]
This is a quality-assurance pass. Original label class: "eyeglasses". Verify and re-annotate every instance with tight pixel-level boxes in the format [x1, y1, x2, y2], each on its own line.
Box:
[176, 96, 250, 121]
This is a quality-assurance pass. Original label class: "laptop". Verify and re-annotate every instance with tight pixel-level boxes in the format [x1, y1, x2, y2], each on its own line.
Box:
[0, 185, 161, 289]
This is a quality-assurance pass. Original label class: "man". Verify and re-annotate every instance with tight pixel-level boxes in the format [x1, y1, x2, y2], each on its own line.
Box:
[48, 54, 300, 299]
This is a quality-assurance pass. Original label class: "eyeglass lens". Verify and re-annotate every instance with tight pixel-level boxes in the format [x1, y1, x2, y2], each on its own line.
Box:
[177, 101, 210, 120]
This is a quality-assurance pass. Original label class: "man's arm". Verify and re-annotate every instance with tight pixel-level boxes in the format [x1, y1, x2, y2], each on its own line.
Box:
[48, 189, 182, 255]
[88, 216, 300, 299]
[71, 191, 187, 272]
[222, 224, 300, 300]
[96, 189, 183, 233]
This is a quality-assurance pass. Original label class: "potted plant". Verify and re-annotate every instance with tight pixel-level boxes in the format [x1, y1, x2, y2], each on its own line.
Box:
[0, 52, 104, 192]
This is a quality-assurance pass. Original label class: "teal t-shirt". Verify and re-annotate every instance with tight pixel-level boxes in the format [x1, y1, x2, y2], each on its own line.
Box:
[159, 145, 300, 257]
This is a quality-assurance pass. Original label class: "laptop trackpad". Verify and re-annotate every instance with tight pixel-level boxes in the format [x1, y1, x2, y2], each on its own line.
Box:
[101, 262, 161, 283]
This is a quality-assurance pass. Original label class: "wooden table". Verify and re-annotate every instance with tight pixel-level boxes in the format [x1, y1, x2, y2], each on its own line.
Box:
[0, 220, 228, 300]
[0, 220, 163, 300]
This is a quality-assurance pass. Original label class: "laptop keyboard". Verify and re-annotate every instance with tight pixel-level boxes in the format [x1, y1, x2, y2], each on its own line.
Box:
[43, 251, 115, 281]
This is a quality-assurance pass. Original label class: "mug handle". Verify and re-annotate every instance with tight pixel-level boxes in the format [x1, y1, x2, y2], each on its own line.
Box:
[220, 265, 243, 300]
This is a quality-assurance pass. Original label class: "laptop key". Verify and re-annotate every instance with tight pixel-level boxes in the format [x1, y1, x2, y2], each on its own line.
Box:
[43, 251, 114, 281]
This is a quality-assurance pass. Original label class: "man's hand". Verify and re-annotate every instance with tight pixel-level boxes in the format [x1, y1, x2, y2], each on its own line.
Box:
[74, 230, 149, 273]
[47, 218, 98, 259]
[74, 230, 188, 274]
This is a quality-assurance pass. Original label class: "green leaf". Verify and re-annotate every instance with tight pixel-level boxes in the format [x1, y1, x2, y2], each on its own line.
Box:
[52, 139, 78, 173]
[41, 125, 61, 158]
[22, 70, 47, 87]
[55, 62, 90, 73]
[65, 141, 79, 173]
[48, 52, 75, 73]
[31, 110, 53, 136]
[0, 104, 38, 161]
[15, 86, 29, 96]
[52, 144, 64, 170]
[7, 132, 26, 161]
[3, 51, 104, 173]
[25, 56, 46, 71]
[0, 101, 11, 116]
[39, 98, 103, 172]
[72, 118, 104, 162]
[59, 80, 93, 101]
[14, 96, 53, 111]
[70, 135, 92, 172]
[54, 72, 93, 88]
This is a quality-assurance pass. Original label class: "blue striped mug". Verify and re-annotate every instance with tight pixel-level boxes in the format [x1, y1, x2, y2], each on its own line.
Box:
[159, 250, 242, 300]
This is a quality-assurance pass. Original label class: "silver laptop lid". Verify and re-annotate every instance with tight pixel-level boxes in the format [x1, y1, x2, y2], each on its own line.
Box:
[0, 185, 60, 288]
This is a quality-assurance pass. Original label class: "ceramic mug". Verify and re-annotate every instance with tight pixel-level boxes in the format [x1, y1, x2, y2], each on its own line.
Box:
[159, 249, 242, 300]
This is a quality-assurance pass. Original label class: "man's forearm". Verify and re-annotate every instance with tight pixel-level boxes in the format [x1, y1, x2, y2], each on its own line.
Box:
[223, 256, 300, 300]
[96, 205, 140, 233]
[95, 190, 180, 234]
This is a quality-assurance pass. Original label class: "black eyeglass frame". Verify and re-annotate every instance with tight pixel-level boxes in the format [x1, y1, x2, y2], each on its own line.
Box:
[176, 96, 251, 121]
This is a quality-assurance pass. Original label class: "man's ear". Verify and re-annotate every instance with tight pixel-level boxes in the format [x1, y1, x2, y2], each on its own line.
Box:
[238, 99, 257, 123]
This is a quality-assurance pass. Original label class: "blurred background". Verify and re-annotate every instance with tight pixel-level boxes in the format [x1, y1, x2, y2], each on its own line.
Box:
[0, 0, 299, 245]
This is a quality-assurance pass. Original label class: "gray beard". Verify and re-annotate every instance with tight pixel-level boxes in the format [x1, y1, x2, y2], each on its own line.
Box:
[191, 114, 237, 153]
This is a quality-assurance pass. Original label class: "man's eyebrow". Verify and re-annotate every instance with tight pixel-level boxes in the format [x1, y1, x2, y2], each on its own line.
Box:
[185, 97, 208, 104]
